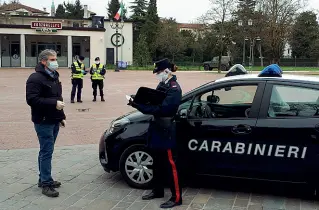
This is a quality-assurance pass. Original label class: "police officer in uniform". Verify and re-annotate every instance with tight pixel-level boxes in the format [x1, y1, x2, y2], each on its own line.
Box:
[70, 55, 87, 103]
[128, 58, 183, 209]
[90, 57, 106, 102]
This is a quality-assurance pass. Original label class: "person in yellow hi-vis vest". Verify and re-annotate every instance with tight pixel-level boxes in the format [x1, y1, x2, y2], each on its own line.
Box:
[70, 55, 88, 103]
[90, 57, 106, 102]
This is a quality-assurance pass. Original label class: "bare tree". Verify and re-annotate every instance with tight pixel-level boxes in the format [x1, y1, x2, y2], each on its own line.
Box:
[199, 0, 237, 73]
[256, 0, 307, 63]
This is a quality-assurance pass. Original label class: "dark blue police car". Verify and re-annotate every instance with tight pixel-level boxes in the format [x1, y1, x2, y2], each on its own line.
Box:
[99, 67, 319, 193]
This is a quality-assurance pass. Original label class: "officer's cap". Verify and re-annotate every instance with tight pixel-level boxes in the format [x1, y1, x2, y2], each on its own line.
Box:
[78, 55, 85, 60]
[153, 58, 171, 74]
[95, 57, 100, 61]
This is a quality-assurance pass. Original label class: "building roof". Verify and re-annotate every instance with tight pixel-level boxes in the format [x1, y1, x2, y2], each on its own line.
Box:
[0, 2, 48, 14]
[178, 23, 205, 29]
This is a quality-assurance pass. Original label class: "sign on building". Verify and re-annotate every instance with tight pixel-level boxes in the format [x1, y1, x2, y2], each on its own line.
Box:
[31, 21, 62, 33]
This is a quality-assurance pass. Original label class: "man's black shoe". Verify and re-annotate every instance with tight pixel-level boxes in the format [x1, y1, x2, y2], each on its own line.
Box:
[160, 200, 182, 209]
[142, 192, 164, 200]
[71, 100, 75, 103]
[77, 100, 83, 103]
[42, 186, 59, 197]
[93, 97, 96, 102]
[101, 96, 105, 102]
[38, 181, 61, 188]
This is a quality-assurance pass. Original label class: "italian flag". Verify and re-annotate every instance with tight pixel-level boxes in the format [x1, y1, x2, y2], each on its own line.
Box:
[114, 3, 124, 20]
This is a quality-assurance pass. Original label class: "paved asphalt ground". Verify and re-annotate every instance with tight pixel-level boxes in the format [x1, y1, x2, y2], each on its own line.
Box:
[1, 68, 319, 209]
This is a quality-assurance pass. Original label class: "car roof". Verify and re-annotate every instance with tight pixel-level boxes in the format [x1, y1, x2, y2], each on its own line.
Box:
[214, 73, 319, 84]
[183, 73, 319, 98]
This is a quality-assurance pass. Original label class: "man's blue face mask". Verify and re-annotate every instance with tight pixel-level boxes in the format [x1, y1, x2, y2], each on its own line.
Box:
[47, 61, 59, 71]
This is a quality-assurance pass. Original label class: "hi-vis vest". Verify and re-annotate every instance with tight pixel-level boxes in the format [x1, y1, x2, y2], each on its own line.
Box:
[72, 61, 85, 79]
[91, 64, 104, 80]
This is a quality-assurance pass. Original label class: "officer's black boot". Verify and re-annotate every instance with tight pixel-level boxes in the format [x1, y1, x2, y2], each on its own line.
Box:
[142, 190, 164, 200]
[160, 198, 182, 209]
[93, 96, 96, 102]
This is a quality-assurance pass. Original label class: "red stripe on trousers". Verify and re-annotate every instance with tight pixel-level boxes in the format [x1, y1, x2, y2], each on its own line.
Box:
[167, 149, 180, 203]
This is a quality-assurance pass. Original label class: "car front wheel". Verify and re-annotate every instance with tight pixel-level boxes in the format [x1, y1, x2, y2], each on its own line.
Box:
[119, 144, 153, 189]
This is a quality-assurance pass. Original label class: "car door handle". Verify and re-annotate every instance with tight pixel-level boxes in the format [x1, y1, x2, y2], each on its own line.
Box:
[232, 124, 252, 135]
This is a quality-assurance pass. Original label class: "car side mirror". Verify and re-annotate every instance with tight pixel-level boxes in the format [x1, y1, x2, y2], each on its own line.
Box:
[179, 108, 188, 119]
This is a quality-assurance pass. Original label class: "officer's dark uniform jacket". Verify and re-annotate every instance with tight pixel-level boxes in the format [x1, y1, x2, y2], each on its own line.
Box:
[134, 75, 182, 149]
[26, 63, 66, 124]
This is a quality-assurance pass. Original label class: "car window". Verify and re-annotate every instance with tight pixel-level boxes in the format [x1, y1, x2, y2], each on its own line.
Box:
[201, 85, 257, 105]
[268, 85, 319, 118]
[212, 57, 218, 62]
[188, 85, 258, 119]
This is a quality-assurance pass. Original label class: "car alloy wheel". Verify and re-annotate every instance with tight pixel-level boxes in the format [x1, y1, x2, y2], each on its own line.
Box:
[125, 151, 153, 184]
[120, 145, 154, 188]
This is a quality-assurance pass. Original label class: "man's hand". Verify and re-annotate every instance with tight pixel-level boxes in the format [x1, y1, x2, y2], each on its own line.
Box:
[60, 120, 66, 127]
[56, 101, 65, 110]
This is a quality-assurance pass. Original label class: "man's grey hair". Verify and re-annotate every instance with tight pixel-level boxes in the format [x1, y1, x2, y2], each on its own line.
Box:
[38, 49, 57, 61]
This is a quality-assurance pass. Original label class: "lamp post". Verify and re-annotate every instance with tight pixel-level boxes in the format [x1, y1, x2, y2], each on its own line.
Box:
[238, 19, 253, 66]
[110, 19, 124, 72]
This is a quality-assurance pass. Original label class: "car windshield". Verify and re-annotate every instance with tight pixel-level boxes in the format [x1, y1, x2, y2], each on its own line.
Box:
[182, 80, 216, 98]
[212, 57, 218, 61]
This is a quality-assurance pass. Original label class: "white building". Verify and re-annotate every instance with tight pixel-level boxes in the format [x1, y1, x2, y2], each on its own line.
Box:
[282, 41, 292, 58]
[0, 2, 133, 68]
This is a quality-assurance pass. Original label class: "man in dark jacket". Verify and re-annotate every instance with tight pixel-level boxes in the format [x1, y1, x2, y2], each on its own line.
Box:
[26, 49, 66, 198]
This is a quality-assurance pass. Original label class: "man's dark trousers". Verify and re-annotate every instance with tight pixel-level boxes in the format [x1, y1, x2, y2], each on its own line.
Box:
[151, 149, 182, 203]
[34, 122, 60, 187]
[71, 78, 83, 101]
[92, 80, 104, 97]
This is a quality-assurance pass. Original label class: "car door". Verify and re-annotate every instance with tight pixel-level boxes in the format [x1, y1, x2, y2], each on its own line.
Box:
[177, 80, 266, 177]
[255, 81, 319, 182]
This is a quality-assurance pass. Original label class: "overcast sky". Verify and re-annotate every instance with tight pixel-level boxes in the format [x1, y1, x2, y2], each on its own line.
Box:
[20, 0, 319, 23]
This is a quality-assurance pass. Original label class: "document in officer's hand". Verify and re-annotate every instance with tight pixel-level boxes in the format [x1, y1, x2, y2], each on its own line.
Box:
[125, 95, 133, 101]
[133, 87, 166, 105]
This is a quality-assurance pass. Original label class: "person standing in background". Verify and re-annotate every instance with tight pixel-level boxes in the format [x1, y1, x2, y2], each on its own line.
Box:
[26, 49, 66, 197]
[90, 57, 106, 102]
[70, 55, 87, 103]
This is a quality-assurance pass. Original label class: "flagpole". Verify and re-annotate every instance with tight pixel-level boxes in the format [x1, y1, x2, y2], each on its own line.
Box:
[110, 1, 124, 72]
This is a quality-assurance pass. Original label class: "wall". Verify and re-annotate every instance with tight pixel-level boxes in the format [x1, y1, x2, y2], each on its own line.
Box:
[0, 28, 105, 67]
[104, 22, 133, 65]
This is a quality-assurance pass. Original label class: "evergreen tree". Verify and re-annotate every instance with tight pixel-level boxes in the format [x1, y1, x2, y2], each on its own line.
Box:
[107, 0, 120, 19]
[63, 0, 83, 19]
[130, 0, 147, 20]
[55, 4, 65, 18]
[130, 0, 147, 43]
[290, 11, 319, 58]
[140, 0, 159, 59]
[73, 0, 84, 19]
[134, 33, 151, 66]
[146, 0, 159, 23]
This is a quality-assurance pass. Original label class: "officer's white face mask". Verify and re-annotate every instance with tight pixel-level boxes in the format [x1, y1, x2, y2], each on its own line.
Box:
[156, 69, 169, 82]
[95, 61, 100, 64]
